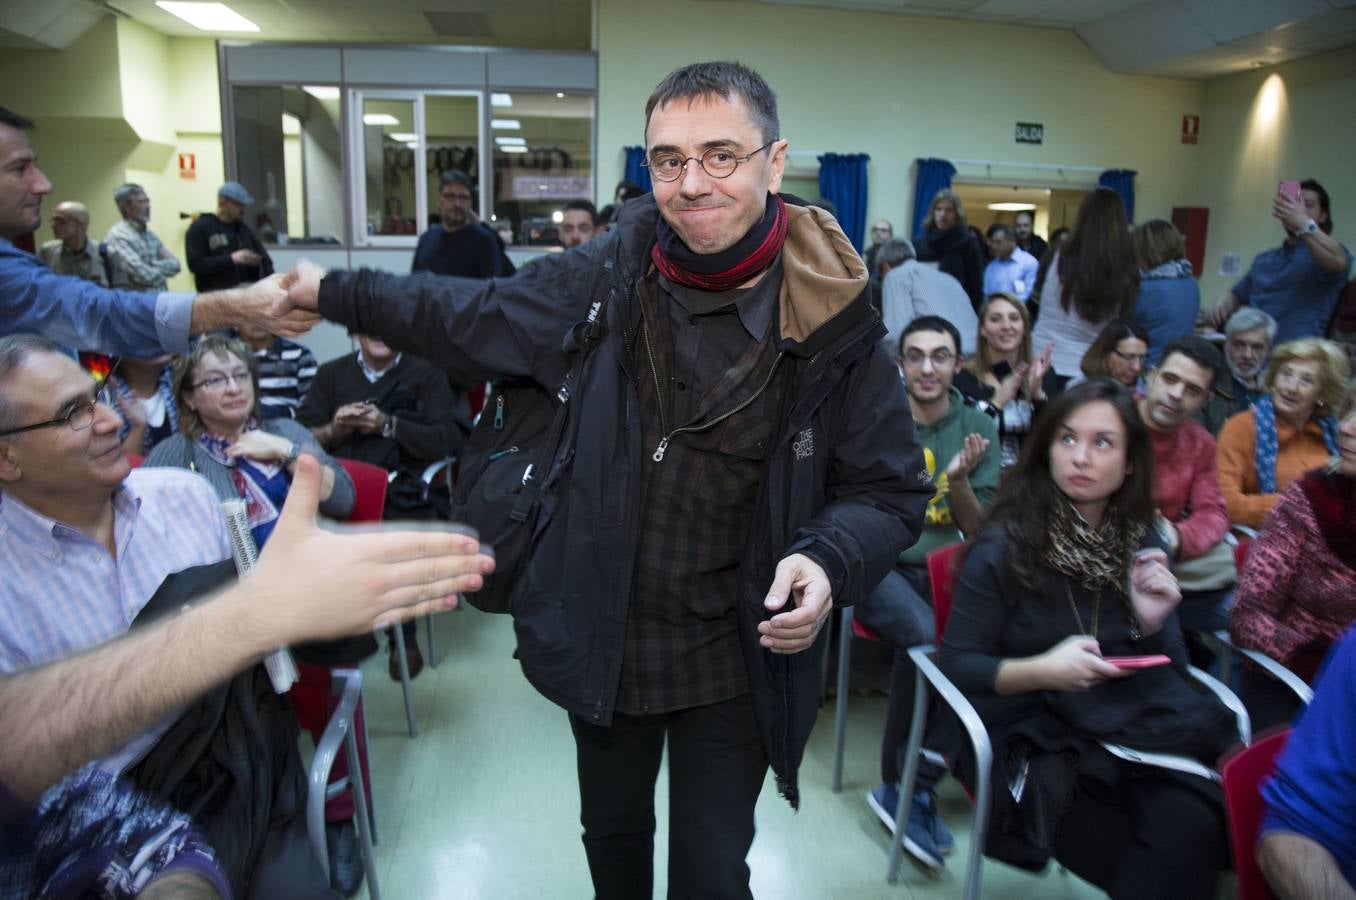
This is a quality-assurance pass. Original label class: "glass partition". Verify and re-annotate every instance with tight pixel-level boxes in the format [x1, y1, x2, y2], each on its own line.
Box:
[489, 92, 594, 247]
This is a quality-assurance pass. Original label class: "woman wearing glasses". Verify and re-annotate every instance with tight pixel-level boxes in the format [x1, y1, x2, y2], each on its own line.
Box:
[144, 333, 353, 547]
[1073, 319, 1150, 390]
[1216, 337, 1349, 529]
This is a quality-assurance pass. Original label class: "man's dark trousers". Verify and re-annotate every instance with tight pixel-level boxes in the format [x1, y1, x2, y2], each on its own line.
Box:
[569, 693, 767, 899]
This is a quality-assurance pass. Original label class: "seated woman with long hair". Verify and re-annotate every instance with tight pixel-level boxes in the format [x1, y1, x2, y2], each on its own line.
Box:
[938, 380, 1234, 898]
[1074, 318, 1149, 390]
[144, 334, 354, 544]
[1230, 388, 1356, 682]
[1217, 337, 1350, 529]
[954, 292, 1057, 468]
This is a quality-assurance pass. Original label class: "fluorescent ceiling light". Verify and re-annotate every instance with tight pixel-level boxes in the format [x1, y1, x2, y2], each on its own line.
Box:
[303, 86, 339, 101]
[491, 119, 521, 130]
[389, 132, 417, 142]
[494, 136, 526, 146]
[363, 113, 400, 126]
[491, 93, 513, 107]
[556, 92, 566, 99]
[987, 202, 1037, 211]
[404, 141, 419, 149]
[500, 145, 528, 154]
[156, 1, 259, 31]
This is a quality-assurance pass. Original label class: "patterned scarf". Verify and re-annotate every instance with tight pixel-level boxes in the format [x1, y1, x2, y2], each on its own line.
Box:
[1042, 500, 1146, 594]
[196, 424, 281, 539]
[651, 193, 788, 292]
[1253, 394, 1339, 493]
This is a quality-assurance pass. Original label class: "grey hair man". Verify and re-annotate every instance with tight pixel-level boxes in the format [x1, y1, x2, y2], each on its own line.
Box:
[878, 237, 978, 354]
[1197, 306, 1277, 435]
[38, 201, 105, 286]
[104, 183, 180, 292]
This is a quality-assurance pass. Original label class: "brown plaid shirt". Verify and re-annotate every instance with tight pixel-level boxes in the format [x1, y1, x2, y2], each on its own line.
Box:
[616, 267, 786, 715]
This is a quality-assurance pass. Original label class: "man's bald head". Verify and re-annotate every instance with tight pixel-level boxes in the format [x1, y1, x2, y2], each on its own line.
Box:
[51, 201, 90, 250]
[53, 201, 89, 226]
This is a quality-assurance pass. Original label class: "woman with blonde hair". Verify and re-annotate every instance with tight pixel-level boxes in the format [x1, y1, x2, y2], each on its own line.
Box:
[914, 188, 984, 309]
[1217, 337, 1350, 528]
[1131, 219, 1199, 365]
[955, 292, 1056, 467]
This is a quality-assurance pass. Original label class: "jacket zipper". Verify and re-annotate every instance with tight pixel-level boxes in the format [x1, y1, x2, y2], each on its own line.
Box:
[641, 319, 786, 463]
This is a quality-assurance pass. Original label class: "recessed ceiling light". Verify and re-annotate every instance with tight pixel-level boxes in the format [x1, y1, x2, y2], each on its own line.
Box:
[491, 93, 513, 107]
[987, 202, 1037, 211]
[556, 92, 566, 99]
[551, 210, 564, 223]
[500, 145, 528, 154]
[389, 132, 417, 142]
[491, 119, 521, 130]
[156, 1, 259, 32]
[303, 86, 340, 101]
[494, 136, 526, 145]
[363, 113, 400, 126]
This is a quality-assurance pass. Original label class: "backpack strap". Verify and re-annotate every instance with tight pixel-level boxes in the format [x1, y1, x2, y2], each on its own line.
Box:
[510, 255, 617, 523]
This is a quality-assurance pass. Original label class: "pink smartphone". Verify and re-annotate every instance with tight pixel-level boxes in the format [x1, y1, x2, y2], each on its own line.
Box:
[1105, 655, 1172, 670]
[1279, 180, 1302, 202]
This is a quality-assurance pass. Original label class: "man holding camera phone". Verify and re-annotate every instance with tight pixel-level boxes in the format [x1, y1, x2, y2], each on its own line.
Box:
[1207, 179, 1352, 344]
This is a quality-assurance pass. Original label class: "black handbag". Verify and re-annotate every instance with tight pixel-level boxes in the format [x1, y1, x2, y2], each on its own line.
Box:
[450, 259, 614, 613]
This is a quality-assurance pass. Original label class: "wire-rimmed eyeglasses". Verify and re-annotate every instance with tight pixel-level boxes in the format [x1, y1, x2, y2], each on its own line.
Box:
[642, 142, 774, 183]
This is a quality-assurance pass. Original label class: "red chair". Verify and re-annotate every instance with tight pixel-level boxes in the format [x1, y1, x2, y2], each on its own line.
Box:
[337, 458, 388, 523]
[125, 452, 144, 468]
[1220, 728, 1292, 900]
[1233, 538, 1253, 572]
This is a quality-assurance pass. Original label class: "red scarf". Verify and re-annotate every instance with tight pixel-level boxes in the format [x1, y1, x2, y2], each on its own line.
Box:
[651, 193, 788, 292]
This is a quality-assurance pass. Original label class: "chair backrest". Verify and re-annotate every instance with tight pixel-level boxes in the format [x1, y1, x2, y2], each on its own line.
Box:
[926, 543, 964, 639]
[336, 458, 388, 523]
[1234, 537, 1253, 573]
[1220, 727, 1291, 900]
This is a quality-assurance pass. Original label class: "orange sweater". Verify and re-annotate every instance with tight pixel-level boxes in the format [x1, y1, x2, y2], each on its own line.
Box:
[1216, 408, 1333, 528]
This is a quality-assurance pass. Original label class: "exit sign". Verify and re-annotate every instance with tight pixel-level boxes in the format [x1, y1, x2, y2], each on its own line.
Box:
[1015, 122, 1043, 145]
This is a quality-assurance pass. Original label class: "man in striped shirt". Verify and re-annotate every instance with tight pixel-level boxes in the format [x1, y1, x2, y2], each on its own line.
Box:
[229, 323, 318, 420]
[0, 335, 232, 768]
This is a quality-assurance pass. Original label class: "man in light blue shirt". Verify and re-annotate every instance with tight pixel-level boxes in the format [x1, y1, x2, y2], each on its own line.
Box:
[878, 238, 977, 355]
[1207, 179, 1352, 344]
[982, 223, 1038, 303]
[0, 107, 317, 356]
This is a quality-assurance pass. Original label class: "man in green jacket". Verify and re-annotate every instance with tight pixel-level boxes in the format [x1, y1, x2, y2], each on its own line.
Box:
[861, 314, 1000, 870]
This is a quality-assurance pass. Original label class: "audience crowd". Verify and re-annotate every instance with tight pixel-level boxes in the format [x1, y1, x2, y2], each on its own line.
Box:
[1, 75, 1355, 900]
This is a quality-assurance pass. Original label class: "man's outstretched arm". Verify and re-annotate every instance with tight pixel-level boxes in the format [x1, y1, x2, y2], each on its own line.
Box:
[0, 455, 493, 804]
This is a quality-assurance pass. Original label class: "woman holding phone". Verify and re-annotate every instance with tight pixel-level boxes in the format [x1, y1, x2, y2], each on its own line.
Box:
[955, 292, 1058, 467]
[938, 380, 1234, 898]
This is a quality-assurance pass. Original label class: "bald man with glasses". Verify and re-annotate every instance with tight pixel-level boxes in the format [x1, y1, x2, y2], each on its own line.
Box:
[38, 201, 106, 286]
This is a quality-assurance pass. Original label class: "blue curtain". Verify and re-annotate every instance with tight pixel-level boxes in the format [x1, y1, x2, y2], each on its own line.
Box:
[623, 146, 652, 194]
[912, 158, 956, 237]
[816, 153, 870, 251]
[1098, 169, 1138, 223]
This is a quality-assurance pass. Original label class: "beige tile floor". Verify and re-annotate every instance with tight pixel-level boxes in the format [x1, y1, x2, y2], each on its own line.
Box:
[342, 607, 1114, 900]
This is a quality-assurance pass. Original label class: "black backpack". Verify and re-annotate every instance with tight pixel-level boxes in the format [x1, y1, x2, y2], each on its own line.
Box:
[450, 258, 614, 613]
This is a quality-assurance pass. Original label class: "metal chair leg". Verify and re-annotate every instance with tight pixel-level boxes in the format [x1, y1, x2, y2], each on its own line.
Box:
[425, 613, 438, 669]
[831, 607, 854, 793]
[345, 709, 382, 900]
[391, 625, 418, 737]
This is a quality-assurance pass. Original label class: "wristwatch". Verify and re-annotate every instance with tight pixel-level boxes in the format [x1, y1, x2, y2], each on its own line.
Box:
[1301, 218, 1320, 236]
[381, 415, 397, 439]
[284, 441, 301, 465]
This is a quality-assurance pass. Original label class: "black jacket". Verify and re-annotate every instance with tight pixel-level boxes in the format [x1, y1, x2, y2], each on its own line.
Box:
[915, 224, 984, 310]
[317, 195, 930, 805]
[185, 213, 274, 292]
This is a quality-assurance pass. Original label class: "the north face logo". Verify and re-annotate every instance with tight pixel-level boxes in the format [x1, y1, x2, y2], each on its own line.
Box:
[793, 428, 815, 460]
